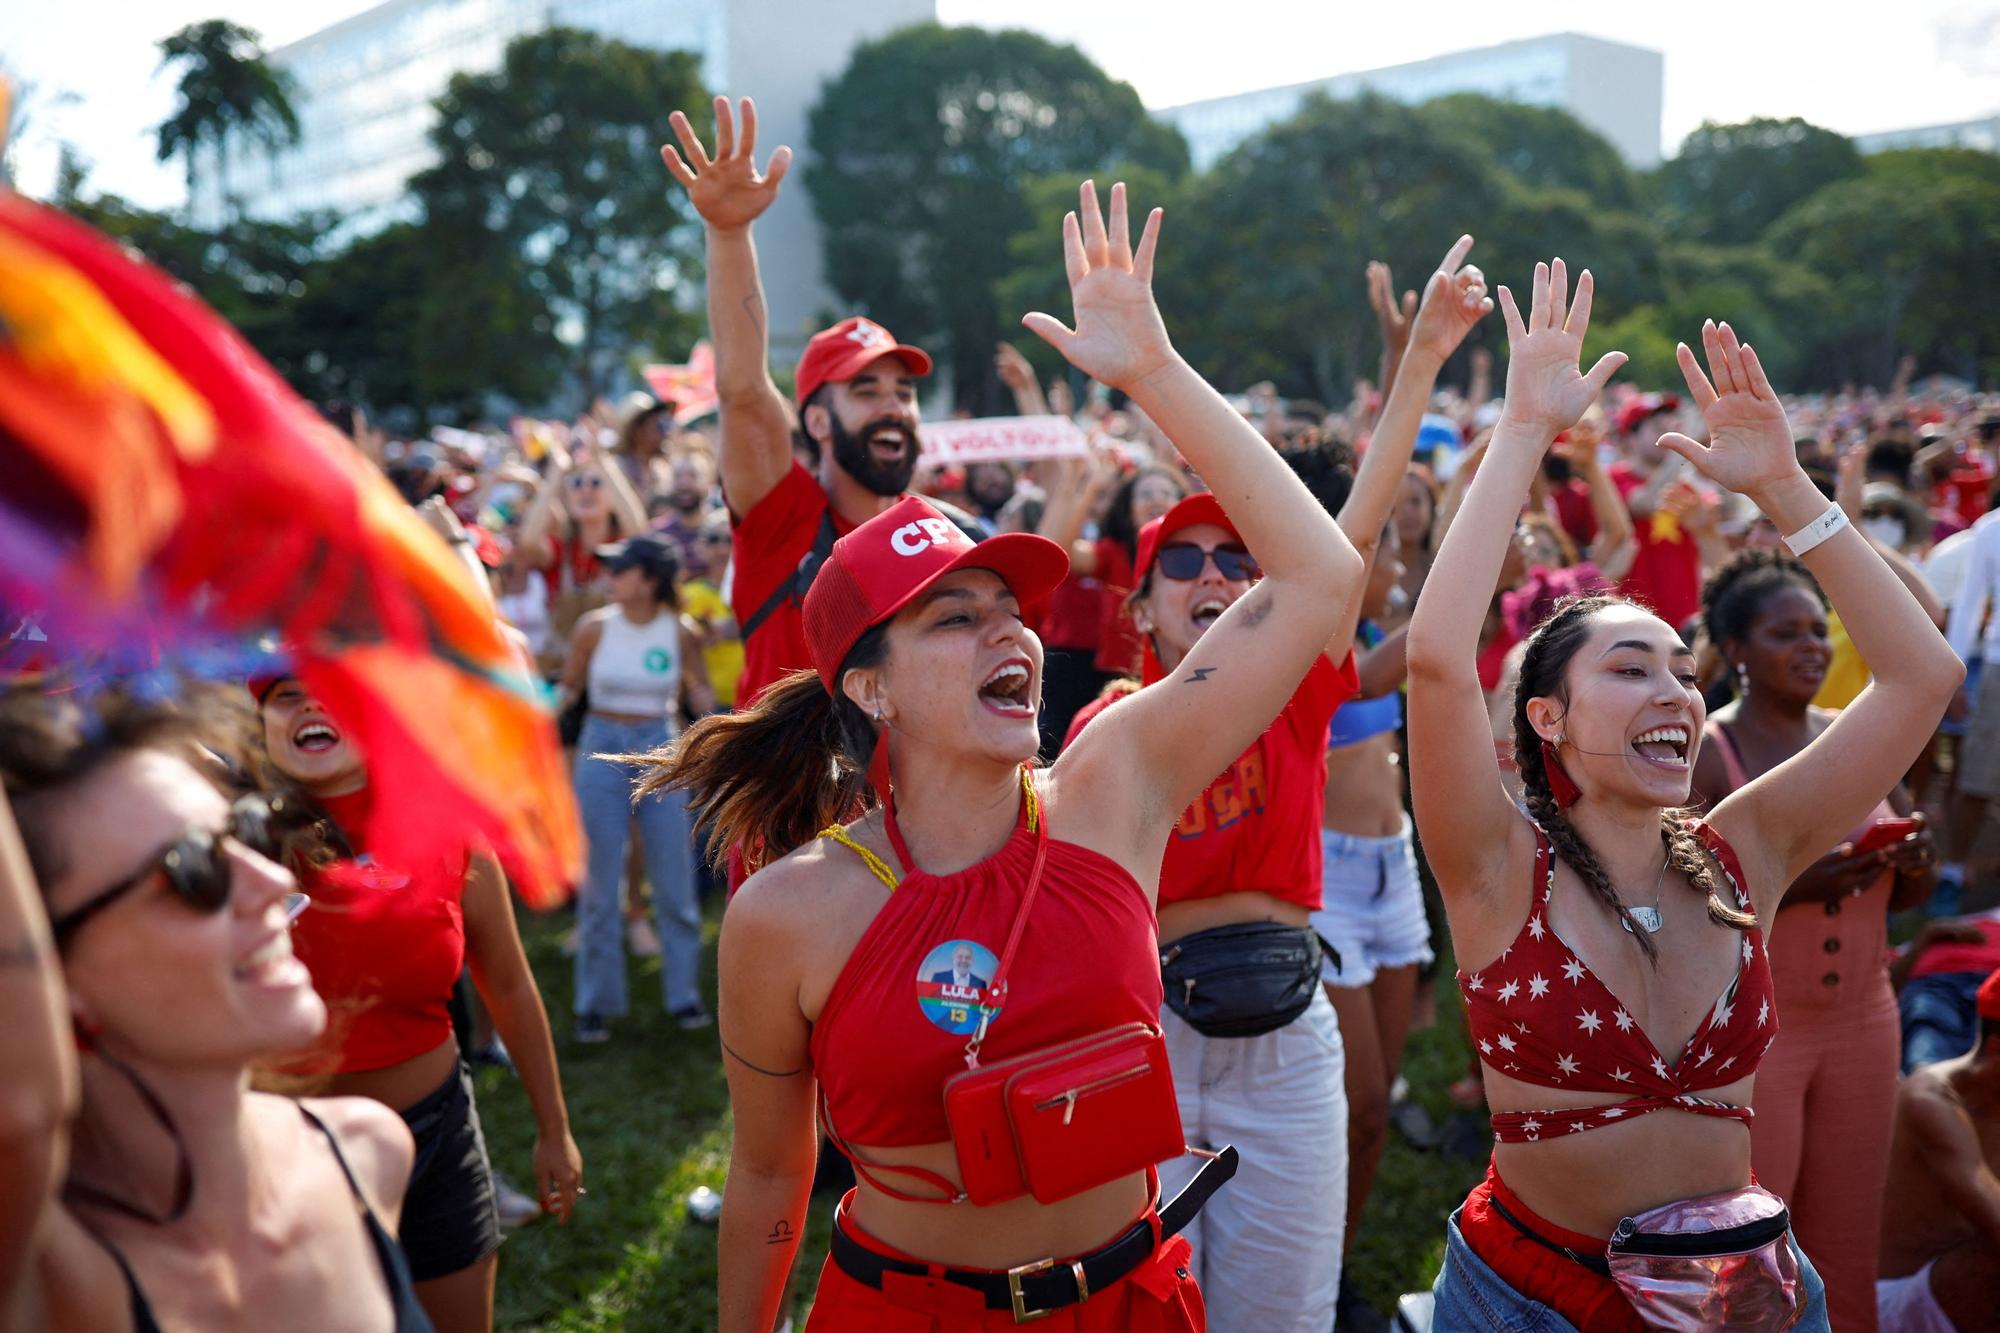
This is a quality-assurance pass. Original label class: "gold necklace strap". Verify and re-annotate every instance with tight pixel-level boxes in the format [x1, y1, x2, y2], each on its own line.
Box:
[818, 825, 900, 892]
[1021, 765, 1040, 834]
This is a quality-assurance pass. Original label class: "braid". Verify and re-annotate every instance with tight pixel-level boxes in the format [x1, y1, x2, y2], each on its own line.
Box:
[1660, 813, 1756, 934]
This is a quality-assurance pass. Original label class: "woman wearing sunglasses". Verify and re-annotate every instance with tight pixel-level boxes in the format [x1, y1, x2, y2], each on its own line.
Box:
[511, 433, 651, 676]
[0, 685, 434, 1331]
[654, 181, 1363, 1331]
[1406, 263, 1960, 1328]
[1061, 235, 1491, 1332]
[254, 673, 583, 1333]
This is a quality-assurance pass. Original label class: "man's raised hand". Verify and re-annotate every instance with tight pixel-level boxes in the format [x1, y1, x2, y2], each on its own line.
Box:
[1367, 261, 1416, 357]
[1496, 258, 1625, 436]
[1406, 234, 1492, 365]
[1021, 181, 1175, 392]
[662, 96, 790, 233]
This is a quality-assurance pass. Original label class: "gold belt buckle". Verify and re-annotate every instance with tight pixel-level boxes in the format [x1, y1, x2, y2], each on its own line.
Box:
[1007, 1256, 1055, 1322]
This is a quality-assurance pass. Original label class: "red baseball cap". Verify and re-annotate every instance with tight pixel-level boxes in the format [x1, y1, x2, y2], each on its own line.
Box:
[794, 317, 933, 407]
[1132, 492, 1242, 584]
[801, 496, 1068, 694]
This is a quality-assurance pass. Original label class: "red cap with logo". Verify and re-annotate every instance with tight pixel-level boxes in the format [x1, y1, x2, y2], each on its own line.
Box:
[794, 317, 933, 407]
[1132, 492, 1240, 584]
[801, 496, 1068, 693]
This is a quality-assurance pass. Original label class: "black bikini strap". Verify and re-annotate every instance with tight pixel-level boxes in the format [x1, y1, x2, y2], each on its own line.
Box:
[298, 1104, 378, 1218]
[89, 1232, 164, 1333]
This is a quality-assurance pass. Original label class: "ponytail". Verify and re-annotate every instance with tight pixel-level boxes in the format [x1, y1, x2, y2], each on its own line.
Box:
[1513, 596, 1755, 966]
[632, 623, 889, 872]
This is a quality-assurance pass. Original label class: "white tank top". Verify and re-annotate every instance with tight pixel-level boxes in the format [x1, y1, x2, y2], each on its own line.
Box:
[587, 609, 683, 720]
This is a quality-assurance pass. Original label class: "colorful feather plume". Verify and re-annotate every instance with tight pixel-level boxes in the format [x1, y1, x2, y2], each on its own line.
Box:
[0, 190, 579, 906]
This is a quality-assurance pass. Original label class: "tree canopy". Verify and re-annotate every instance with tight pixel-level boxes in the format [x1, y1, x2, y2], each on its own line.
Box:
[154, 20, 299, 219]
[805, 23, 1188, 403]
[410, 26, 710, 404]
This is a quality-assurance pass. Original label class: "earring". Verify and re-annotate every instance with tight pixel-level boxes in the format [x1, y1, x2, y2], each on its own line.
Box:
[873, 704, 884, 724]
[1735, 662, 1749, 695]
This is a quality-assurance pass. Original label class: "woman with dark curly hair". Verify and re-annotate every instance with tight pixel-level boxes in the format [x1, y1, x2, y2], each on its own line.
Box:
[1690, 549, 1938, 1332]
[1406, 260, 1960, 1329]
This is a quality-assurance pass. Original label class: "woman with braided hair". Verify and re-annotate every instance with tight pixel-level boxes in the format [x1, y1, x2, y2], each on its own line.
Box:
[1406, 258, 1961, 1330]
[1689, 549, 1938, 1332]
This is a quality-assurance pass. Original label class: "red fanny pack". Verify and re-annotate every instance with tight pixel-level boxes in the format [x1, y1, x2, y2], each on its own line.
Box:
[827, 790, 1185, 1207]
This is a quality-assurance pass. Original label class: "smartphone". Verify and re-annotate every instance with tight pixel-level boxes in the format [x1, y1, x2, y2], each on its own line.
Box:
[1849, 817, 1922, 857]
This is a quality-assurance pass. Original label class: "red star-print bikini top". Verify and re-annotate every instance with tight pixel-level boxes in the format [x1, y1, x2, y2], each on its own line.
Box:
[1455, 820, 1778, 1144]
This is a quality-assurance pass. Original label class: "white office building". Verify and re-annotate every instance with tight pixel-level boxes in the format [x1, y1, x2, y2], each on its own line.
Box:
[197, 0, 936, 358]
[1156, 33, 1664, 171]
[1853, 113, 2000, 155]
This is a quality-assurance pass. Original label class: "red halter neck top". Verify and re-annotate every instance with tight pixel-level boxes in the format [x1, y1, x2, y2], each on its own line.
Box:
[810, 772, 1163, 1156]
[1456, 820, 1778, 1144]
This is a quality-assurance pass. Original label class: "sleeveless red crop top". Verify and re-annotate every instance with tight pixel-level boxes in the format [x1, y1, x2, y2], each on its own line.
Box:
[809, 774, 1163, 1150]
[1065, 652, 1358, 910]
[279, 784, 471, 1075]
[1456, 820, 1778, 1144]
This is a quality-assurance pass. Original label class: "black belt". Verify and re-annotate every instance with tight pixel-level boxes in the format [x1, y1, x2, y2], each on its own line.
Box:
[828, 1145, 1238, 1323]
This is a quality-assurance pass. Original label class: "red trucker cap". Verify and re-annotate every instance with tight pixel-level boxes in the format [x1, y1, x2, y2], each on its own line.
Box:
[1131, 492, 1242, 583]
[794, 317, 933, 407]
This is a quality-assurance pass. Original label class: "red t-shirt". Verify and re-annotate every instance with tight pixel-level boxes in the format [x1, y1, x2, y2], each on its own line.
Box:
[280, 785, 471, 1075]
[1065, 652, 1359, 910]
[1092, 537, 1144, 676]
[543, 532, 604, 601]
[1037, 571, 1105, 652]
[730, 462, 854, 705]
[1609, 465, 1702, 631]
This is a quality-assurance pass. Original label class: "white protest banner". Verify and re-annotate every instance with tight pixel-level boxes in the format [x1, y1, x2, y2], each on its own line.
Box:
[918, 415, 1091, 465]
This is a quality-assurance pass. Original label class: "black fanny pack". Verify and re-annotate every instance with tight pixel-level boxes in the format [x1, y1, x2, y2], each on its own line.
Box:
[1159, 922, 1337, 1038]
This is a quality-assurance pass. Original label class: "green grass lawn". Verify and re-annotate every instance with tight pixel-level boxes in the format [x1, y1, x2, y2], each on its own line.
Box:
[474, 901, 1487, 1330]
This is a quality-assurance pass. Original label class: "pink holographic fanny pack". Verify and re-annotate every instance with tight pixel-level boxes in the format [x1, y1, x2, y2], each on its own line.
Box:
[1605, 1184, 1804, 1331]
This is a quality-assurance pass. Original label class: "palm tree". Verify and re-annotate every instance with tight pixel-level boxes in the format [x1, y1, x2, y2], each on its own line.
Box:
[155, 20, 300, 223]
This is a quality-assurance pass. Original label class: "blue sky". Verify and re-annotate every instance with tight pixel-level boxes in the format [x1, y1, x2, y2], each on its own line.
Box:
[5, 0, 1997, 207]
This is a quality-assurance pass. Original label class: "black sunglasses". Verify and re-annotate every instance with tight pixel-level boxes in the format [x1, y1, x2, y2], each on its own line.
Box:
[566, 474, 605, 491]
[51, 795, 279, 949]
[1155, 542, 1259, 583]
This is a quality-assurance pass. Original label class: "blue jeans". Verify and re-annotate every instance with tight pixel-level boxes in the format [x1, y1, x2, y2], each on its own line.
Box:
[571, 714, 702, 1017]
[1429, 1210, 1830, 1331]
[1901, 971, 1984, 1072]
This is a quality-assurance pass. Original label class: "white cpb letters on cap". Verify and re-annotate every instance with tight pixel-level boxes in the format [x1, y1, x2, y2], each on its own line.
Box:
[889, 517, 958, 557]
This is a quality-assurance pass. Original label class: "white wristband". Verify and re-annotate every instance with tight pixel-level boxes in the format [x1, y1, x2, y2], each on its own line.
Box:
[1780, 503, 1848, 557]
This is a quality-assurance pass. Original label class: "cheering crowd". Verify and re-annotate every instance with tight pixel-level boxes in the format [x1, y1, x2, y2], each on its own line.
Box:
[5, 92, 2000, 1333]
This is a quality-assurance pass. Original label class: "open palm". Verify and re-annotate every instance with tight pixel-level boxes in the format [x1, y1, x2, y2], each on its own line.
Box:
[661, 96, 790, 232]
[1498, 258, 1624, 434]
[1022, 181, 1175, 391]
[1657, 321, 1796, 497]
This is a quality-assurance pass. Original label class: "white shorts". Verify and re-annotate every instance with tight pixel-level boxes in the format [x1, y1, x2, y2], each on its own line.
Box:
[1310, 815, 1434, 988]
[1877, 1262, 1955, 1333]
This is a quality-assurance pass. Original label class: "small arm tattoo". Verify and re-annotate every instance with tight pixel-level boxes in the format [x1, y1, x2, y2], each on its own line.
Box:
[1188, 667, 1216, 683]
[741, 294, 764, 337]
[765, 1218, 796, 1245]
[721, 1037, 805, 1078]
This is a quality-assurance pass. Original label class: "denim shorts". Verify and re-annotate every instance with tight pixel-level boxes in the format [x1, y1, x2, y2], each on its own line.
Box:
[398, 1061, 502, 1281]
[1311, 815, 1434, 988]
[1430, 1208, 1831, 1331]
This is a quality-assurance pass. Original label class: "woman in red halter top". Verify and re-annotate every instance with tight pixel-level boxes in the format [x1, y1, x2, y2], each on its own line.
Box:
[1404, 263, 1962, 1331]
[646, 183, 1364, 1332]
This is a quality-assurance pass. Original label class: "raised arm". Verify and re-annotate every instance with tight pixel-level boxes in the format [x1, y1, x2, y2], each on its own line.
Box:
[662, 97, 795, 517]
[1567, 435, 1636, 579]
[1032, 182, 1363, 852]
[1407, 260, 1626, 896]
[1331, 236, 1489, 662]
[0, 791, 75, 1326]
[1662, 323, 1963, 902]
